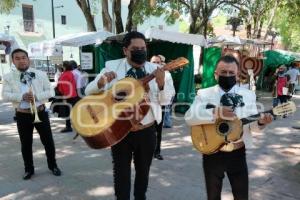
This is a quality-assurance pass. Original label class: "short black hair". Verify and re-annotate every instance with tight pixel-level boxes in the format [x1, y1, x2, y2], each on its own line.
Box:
[122, 31, 146, 48]
[216, 55, 239, 68]
[11, 48, 28, 59]
[69, 60, 78, 69]
[63, 61, 73, 71]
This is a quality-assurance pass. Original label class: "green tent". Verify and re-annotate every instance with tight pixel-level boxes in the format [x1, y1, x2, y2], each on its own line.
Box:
[81, 29, 207, 113]
[201, 48, 296, 91]
[201, 47, 222, 88]
[257, 50, 295, 90]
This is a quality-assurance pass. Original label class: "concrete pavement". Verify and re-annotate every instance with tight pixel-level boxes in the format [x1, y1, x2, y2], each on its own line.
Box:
[0, 83, 300, 200]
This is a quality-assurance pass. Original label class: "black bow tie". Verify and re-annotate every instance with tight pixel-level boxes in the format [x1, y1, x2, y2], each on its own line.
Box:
[220, 93, 245, 110]
[20, 72, 35, 84]
[126, 67, 146, 79]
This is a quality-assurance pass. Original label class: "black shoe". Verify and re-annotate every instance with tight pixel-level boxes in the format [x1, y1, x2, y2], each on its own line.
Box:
[60, 127, 72, 133]
[154, 154, 164, 160]
[51, 167, 61, 176]
[23, 171, 34, 180]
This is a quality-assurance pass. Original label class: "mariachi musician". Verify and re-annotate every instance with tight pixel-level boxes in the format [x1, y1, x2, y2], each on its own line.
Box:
[2, 49, 61, 180]
[185, 55, 272, 200]
[85, 31, 173, 200]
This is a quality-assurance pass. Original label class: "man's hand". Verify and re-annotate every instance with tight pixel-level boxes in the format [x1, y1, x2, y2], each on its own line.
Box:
[214, 106, 237, 121]
[22, 91, 34, 103]
[97, 71, 117, 89]
[258, 113, 273, 126]
[154, 68, 165, 90]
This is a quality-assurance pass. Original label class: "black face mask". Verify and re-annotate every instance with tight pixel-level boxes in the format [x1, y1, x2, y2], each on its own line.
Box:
[130, 49, 147, 65]
[218, 75, 236, 92]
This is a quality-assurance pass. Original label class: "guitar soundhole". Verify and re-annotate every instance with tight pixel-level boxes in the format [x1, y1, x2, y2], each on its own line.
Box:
[114, 90, 128, 102]
[218, 122, 230, 135]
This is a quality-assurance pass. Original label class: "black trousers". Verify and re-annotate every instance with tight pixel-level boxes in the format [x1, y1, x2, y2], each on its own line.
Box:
[16, 110, 57, 172]
[155, 106, 166, 155]
[277, 95, 288, 104]
[203, 147, 248, 200]
[111, 125, 157, 200]
[65, 97, 80, 128]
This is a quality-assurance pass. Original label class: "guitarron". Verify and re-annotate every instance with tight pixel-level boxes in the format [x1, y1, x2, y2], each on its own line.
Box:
[191, 101, 296, 155]
[71, 57, 189, 149]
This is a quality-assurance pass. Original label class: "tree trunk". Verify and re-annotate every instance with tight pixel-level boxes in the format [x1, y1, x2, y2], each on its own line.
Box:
[113, 0, 124, 33]
[257, 19, 264, 39]
[246, 23, 251, 38]
[125, 0, 137, 32]
[252, 15, 259, 38]
[76, 0, 96, 31]
[101, 0, 112, 32]
[264, 0, 279, 40]
[189, 12, 199, 34]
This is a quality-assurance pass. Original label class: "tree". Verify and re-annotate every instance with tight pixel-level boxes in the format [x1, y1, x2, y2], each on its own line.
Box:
[0, 0, 19, 14]
[75, 0, 97, 31]
[132, 0, 246, 37]
[113, 0, 124, 33]
[274, 1, 300, 51]
[101, 0, 112, 32]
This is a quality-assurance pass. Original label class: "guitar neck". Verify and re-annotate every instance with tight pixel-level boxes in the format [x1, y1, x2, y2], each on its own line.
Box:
[140, 57, 188, 85]
[241, 110, 273, 125]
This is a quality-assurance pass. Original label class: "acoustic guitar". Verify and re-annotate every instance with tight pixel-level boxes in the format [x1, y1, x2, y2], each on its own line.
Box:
[71, 57, 189, 149]
[191, 101, 296, 155]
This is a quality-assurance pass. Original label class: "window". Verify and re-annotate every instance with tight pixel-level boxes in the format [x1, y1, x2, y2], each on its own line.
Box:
[22, 4, 34, 32]
[61, 15, 66, 25]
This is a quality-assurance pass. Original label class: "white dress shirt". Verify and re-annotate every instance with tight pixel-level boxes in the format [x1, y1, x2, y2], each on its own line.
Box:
[185, 84, 264, 149]
[2, 68, 54, 109]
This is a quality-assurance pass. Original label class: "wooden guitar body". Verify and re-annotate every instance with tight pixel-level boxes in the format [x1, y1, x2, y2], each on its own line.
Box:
[71, 57, 189, 149]
[191, 101, 296, 154]
[191, 119, 243, 155]
[71, 77, 149, 149]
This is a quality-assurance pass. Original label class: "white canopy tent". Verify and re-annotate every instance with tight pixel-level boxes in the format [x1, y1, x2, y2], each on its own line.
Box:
[0, 33, 19, 54]
[145, 28, 207, 46]
[0, 33, 20, 78]
[207, 35, 242, 46]
[27, 30, 114, 58]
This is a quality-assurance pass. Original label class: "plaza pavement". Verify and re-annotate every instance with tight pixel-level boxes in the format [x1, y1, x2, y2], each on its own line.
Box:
[0, 83, 300, 200]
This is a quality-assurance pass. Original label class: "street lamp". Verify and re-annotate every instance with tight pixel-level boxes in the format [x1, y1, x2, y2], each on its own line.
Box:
[51, 0, 64, 38]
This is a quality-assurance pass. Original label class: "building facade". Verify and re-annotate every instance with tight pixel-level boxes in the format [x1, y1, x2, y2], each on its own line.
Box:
[0, 0, 179, 78]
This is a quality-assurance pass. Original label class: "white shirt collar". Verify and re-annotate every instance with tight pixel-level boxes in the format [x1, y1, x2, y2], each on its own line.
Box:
[218, 84, 238, 96]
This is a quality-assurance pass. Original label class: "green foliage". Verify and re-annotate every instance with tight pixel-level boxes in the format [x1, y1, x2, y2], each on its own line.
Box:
[211, 13, 227, 27]
[0, 0, 19, 14]
[274, 0, 300, 51]
[132, 0, 187, 26]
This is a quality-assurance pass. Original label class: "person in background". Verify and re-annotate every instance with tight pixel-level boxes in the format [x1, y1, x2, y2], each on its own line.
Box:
[70, 60, 84, 97]
[78, 64, 89, 96]
[185, 55, 272, 200]
[57, 61, 78, 132]
[150, 55, 175, 160]
[286, 64, 300, 98]
[54, 64, 63, 88]
[2, 48, 61, 180]
[272, 65, 290, 108]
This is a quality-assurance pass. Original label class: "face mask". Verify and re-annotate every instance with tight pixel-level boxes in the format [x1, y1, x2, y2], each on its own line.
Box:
[278, 71, 284, 75]
[130, 49, 147, 65]
[218, 75, 236, 92]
